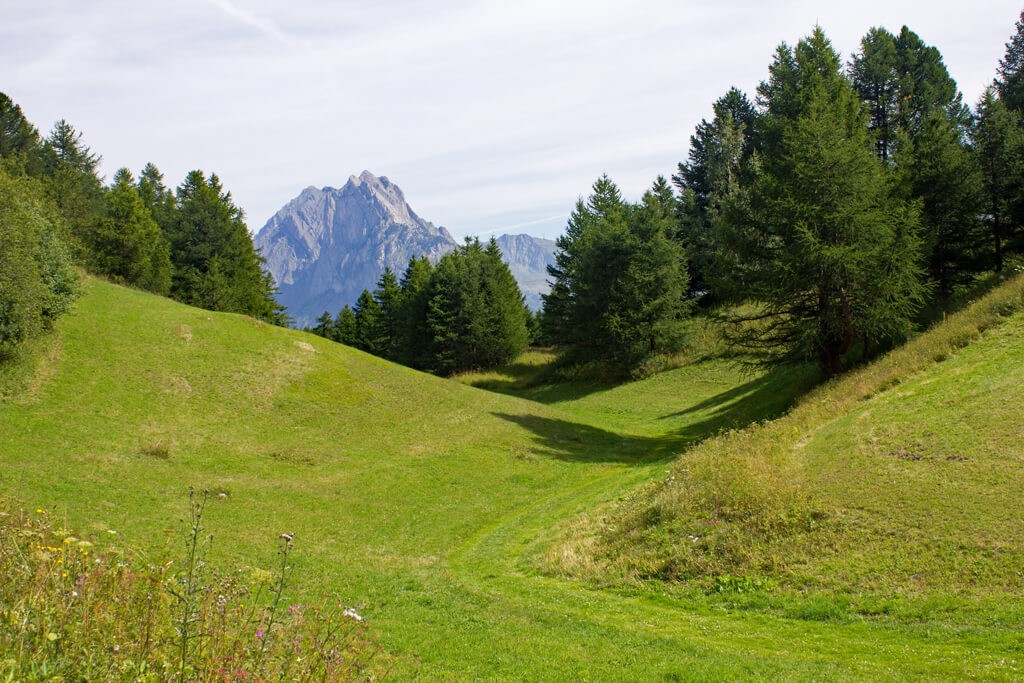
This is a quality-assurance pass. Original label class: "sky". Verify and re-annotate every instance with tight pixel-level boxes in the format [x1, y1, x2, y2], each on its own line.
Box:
[2, 1, 1020, 240]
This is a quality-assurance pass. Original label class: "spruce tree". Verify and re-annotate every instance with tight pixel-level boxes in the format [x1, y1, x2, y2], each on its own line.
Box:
[335, 305, 357, 346]
[673, 88, 756, 299]
[974, 88, 1024, 271]
[353, 289, 382, 354]
[371, 267, 402, 360]
[168, 170, 284, 322]
[90, 168, 172, 294]
[543, 175, 689, 368]
[997, 11, 1024, 113]
[394, 256, 434, 368]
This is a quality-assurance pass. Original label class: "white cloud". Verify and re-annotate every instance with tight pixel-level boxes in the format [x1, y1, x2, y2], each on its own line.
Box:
[2, 1, 1019, 238]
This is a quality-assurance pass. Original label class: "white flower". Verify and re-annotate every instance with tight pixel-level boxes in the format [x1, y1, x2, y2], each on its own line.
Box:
[342, 607, 363, 622]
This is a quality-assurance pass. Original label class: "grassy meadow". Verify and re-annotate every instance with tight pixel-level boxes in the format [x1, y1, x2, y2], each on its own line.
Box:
[2, 275, 1024, 679]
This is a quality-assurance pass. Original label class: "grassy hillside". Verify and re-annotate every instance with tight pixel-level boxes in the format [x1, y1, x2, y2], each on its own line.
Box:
[2, 275, 1023, 679]
[550, 273, 1024, 618]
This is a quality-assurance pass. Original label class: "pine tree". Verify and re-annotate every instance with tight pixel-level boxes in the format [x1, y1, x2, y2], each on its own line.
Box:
[722, 28, 926, 373]
[851, 28, 899, 162]
[673, 88, 756, 299]
[313, 311, 334, 339]
[40, 120, 104, 260]
[852, 25, 982, 295]
[0, 93, 44, 173]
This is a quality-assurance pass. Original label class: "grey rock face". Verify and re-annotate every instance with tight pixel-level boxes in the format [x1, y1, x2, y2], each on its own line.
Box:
[255, 171, 560, 325]
[255, 171, 457, 327]
[493, 233, 557, 311]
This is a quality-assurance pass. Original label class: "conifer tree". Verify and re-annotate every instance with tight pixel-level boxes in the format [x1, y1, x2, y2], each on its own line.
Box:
[353, 289, 382, 354]
[974, 88, 1024, 271]
[90, 168, 172, 294]
[168, 170, 284, 322]
[851, 26, 982, 295]
[997, 10, 1024, 113]
[394, 256, 434, 368]
[371, 267, 402, 359]
[314, 311, 334, 339]
[721, 28, 926, 373]
[543, 175, 689, 368]
[41, 120, 104, 260]
[673, 88, 756, 299]
[335, 305, 357, 346]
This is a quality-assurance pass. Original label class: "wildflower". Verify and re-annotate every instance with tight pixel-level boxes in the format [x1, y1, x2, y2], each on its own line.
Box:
[342, 607, 363, 622]
[255, 630, 264, 639]
[47, 632, 59, 642]
[36, 509, 43, 514]
[280, 532, 294, 542]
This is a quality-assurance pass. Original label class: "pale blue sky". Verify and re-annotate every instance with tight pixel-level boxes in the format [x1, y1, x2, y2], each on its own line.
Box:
[2, 1, 1019, 239]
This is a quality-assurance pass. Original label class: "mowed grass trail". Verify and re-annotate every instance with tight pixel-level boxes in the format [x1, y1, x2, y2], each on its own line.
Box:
[1, 277, 1021, 679]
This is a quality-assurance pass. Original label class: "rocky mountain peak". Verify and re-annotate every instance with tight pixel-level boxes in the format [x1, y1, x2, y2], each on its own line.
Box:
[255, 173, 559, 326]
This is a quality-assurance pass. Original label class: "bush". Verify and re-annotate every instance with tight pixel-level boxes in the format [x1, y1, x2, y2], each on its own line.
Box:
[0, 168, 77, 357]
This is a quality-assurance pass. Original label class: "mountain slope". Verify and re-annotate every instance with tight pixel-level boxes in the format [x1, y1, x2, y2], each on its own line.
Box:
[255, 171, 457, 326]
[2, 276, 1022, 678]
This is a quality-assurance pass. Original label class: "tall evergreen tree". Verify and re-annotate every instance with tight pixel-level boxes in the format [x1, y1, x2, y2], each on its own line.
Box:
[335, 305, 357, 346]
[40, 120, 104, 260]
[997, 10, 1024, 113]
[424, 238, 528, 374]
[974, 87, 1024, 271]
[168, 170, 284, 322]
[673, 88, 756, 298]
[371, 267, 402, 359]
[353, 288, 382, 354]
[0, 93, 44, 174]
[90, 168, 172, 294]
[852, 26, 983, 294]
[394, 256, 434, 368]
[543, 175, 690, 368]
[722, 28, 926, 373]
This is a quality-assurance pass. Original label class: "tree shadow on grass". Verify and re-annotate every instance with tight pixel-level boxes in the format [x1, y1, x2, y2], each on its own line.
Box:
[493, 363, 821, 464]
[493, 412, 683, 464]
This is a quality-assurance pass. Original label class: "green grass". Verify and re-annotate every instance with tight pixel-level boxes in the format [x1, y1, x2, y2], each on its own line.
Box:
[2, 275, 1024, 679]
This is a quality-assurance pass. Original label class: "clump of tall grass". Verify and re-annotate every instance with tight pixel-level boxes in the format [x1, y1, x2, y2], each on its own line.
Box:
[549, 272, 1024, 586]
[0, 490, 377, 681]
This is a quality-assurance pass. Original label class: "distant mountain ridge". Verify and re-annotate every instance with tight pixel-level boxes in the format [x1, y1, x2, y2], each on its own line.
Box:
[493, 233, 557, 312]
[255, 171, 556, 326]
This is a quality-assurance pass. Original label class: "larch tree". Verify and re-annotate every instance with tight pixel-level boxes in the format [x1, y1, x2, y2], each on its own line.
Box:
[719, 28, 926, 374]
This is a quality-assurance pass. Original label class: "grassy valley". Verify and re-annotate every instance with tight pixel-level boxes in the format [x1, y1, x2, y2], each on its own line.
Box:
[2, 274, 1024, 679]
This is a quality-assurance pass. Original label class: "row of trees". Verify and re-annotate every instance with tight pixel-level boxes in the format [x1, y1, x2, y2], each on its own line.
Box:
[310, 238, 529, 375]
[544, 18, 1024, 374]
[0, 93, 286, 348]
